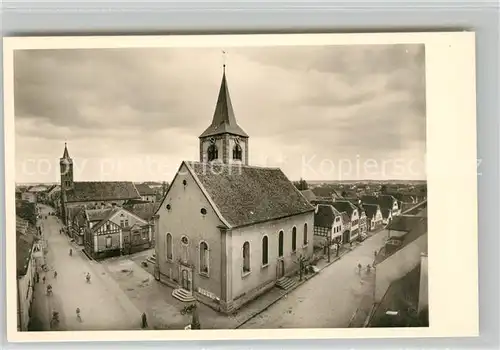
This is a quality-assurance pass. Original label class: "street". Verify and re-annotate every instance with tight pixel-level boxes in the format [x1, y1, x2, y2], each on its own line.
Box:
[239, 228, 389, 329]
[29, 204, 142, 331]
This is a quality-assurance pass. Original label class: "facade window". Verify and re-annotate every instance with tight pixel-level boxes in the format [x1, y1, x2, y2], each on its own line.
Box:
[199, 241, 209, 274]
[105, 236, 112, 248]
[292, 227, 297, 252]
[166, 233, 173, 260]
[106, 223, 110, 231]
[207, 144, 218, 161]
[242, 241, 250, 273]
[120, 220, 124, 227]
[181, 235, 189, 263]
[262, 236, 269, 266]
[232, 144, 242, 160]
[303, 223, 308, 245]
[125, 219, 129, 227]
[278, 230, 284, 257]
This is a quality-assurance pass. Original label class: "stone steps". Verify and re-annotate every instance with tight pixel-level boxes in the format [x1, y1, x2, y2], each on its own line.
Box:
[146, 254, 156, 264]
[276, 277, 296, 291]
[172, 288, 196, 302]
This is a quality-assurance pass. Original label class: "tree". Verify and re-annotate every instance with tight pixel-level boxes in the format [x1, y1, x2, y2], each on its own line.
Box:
[341, 191, 348, 198]
[161, 181, 169, 196]
[293, 178, 309, 191]
[295, 254, 308, 281]
[381, 185, 388, 194]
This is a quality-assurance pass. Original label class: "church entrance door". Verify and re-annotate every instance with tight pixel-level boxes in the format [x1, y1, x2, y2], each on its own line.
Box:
[277, 259, 285, 278]
[181, 268, 192, 291]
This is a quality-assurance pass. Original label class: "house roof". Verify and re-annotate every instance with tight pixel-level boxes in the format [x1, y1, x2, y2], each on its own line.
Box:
[378, 195, 398, 209]
[90, 208, 122, 232]
[314, 204, 341, 228]
[199, 68, 248, 138]
[67, 205, 85, 222]
[65, 181, 141, 203]
[300, 189, 317, 202]
[368, 264, 423, 327]
[341, 212, 350, 225]
[85, 208, 115, 222]
[375, 216, 428, 265]
[363, 204, 381, 219]
[123, 202, 159, 222]
[332, 200, 357, 217]
[16, 229, 35, 277]
[387, 215, 426, 233]
[135, 183, 156, 196]
[361, 195, 379, 205]
[184, 161, 315, 228]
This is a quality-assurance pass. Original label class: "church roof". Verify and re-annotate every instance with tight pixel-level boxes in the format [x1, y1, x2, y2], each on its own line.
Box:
[182, 161, 314, 228]
[62, 142, 70, 159]
[199, 68, 248, 138]
[65, 181, 141, 203]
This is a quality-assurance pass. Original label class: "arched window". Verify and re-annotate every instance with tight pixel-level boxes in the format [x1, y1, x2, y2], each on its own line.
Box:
[207, 144, 218, 161]
[292, 227, 297, 252]
[303, 223, 308, 246]
[232, 144, 242, 161]
[278, 230, 284, 257]
[242, 241, 250, 273]
[262, 236, 269, 266]
[166, 233, 173, 260]
[199, 241, 209, 274]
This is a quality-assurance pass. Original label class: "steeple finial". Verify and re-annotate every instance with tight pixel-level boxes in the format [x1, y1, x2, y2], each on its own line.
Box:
[222, 50, 226, 72]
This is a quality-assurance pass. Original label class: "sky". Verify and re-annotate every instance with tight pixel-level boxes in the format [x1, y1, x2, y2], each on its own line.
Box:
[14, 44, 426, 183]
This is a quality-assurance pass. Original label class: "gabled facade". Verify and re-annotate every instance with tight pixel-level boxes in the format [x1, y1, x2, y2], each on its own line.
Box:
[313, 204, 343, 249]
[363, 204, 383, 231]
[83, 206, 151, 259]
[332, 200, 359, 242]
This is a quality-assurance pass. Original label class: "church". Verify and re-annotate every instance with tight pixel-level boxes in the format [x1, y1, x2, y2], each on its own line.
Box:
[153, 65, 315, 313]
[59, 144, 142, 242]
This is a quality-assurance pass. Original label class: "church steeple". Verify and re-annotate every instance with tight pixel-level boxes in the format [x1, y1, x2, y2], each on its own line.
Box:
[62, 142, 71, 159]
[60, 142, 74, 191]
[199, 61, 249, 165]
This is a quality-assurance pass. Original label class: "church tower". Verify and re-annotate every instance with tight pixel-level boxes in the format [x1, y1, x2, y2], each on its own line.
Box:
[59, 142, 73, 225]
[60, 142, 74, 191]
[199, 64, 249, 165]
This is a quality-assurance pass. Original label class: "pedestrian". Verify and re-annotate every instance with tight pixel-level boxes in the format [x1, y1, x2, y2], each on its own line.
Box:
[357, 263, 362, 274]
[42, 276, 46, 284]
[54, 271, 57, 279]
[35, 271, 40, 283]
[366, 264, 371, 273]
[141, 312, 148, 329]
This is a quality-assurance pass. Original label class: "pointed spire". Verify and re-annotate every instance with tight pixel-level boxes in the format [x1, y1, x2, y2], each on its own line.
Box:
[62, 142, 70, 159]
[199, 61, 248, 138]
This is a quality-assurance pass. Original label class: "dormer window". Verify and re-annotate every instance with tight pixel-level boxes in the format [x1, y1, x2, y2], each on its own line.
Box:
[232, 144, 242, 161]
[207, 144, 218, 161]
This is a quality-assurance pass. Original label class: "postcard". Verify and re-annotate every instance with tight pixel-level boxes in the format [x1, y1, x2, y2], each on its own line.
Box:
[3, 32, 478, 342]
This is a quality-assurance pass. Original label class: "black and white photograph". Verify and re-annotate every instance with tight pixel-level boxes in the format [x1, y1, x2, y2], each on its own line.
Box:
[4, 33, 478, 341]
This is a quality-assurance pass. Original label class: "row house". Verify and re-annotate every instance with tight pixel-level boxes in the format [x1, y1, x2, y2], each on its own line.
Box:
[361, 194, 400, 225]
[15, 215, 43, 331]
[82, 206, 152, 259]
[313, 204, 344, 251]
[345, 198, 368, 234]
[362, 204, 384, 231]
[332, 200, 359, 242]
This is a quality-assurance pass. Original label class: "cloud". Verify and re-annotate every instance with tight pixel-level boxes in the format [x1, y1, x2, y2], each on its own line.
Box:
[14, 44, 426, 182]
